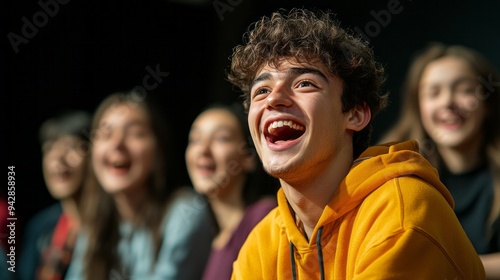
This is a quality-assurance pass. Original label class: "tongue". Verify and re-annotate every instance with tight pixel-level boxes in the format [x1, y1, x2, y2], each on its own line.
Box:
[270, 126, 304, 143]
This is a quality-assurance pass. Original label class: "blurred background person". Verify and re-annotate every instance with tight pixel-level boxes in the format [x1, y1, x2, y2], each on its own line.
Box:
[185, 103, 279, 280]
[1, 246, 13, 280]
[65, 91, 213, 280]
[19, 110, 91, 280]
[379, 42, 500, 278]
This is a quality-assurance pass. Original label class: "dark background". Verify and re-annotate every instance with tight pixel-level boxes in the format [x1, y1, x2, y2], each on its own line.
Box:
[4, 0, 500, 249]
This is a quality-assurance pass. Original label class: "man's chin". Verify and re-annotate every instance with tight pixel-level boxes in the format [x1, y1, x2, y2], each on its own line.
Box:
[264, 163, 292, 178]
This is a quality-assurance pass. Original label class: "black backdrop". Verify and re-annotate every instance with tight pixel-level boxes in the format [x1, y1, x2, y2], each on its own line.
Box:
[5, 0, 500, 246]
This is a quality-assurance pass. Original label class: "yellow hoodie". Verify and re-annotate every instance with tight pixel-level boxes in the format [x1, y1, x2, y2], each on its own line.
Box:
[232, 140, 485, 279]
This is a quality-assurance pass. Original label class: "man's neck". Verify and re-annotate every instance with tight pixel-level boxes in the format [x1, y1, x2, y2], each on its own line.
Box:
[281, 153, 353, 240]
[283, 186, 325, 239]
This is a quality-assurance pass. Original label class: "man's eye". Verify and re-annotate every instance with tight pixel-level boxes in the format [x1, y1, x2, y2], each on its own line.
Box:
[253, 87, 271, 98]
[298, 81, 315, 88]
[258, 88, 270, 95]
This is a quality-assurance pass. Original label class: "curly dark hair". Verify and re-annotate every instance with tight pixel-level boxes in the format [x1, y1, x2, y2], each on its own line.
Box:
[227, 8, 388, 158]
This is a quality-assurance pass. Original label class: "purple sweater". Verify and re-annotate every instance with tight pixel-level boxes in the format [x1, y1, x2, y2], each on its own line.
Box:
[202, 197, 277, 280]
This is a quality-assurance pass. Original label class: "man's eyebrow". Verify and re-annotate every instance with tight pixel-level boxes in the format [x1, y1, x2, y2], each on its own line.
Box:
[289, 67, 329, 82]
[251, 72, 272, 88]
[251, 67, 329, 89]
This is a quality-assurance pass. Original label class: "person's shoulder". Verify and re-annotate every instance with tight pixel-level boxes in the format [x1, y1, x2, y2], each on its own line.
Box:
[25, 203, 62, 231]
[396, 176, 453, 208]
[158, 186, 215, 244]
[246, 204, 279, 239]
[166, 186, 208, 213]
[356, 177, 477, 255]
[368, 176, 452, 209]
[232, 207, 279, 275]
[367, 176, 456, 229]
[245, 196, 277, 224]
[162, 186, 211, 227]
[21, 203, 62, 252]
[249, 196, 277, 209]
[169, 185, 203, 203]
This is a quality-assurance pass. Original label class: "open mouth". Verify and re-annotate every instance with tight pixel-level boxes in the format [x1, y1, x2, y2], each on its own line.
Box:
[435, 111, 465, 129]
[264, 120, 305, 143]
[107, 160, 131, 175]
[196, 163, 216, 176]
[54, 170, 71, 181]
[440, 116, 462, 125]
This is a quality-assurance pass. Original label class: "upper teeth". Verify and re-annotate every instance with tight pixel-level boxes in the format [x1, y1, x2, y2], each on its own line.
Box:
[268, 120, 305, 133]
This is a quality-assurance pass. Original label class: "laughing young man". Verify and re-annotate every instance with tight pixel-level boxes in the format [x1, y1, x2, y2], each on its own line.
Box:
[227, 8, 485, 280]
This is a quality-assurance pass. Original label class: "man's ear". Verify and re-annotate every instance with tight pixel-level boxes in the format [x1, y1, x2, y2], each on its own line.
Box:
[345, 103, 371, 132]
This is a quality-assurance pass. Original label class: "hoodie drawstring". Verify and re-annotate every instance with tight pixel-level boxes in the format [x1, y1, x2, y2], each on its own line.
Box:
[290, 242, 297, 280]
[316, 226, 325, 280]
[289, 226, 325, 280]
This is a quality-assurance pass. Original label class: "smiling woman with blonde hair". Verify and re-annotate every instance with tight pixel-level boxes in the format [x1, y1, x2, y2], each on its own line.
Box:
[379, 42, 500, 278]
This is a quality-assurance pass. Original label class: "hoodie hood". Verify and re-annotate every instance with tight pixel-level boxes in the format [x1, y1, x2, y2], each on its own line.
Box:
[321, 140, 453, 226]
[276, 140, 453, 248]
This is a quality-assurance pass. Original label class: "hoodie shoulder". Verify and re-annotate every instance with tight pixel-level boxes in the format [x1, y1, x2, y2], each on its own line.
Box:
[352, 140, 453, 206]
[357, 139, 419, 158]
